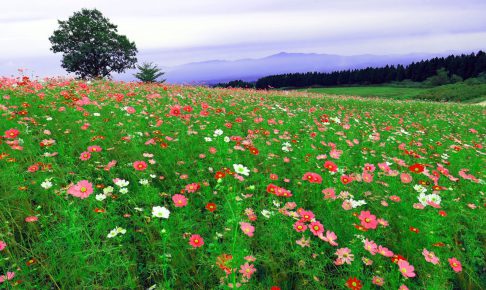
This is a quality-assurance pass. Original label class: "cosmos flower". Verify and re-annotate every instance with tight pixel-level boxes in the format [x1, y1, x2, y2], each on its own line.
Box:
[67, 180, 94, 199]
[152, 206, 170, 219]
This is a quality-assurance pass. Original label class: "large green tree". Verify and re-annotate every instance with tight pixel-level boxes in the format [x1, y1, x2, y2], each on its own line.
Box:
[49, 9, 137, 79]
[134, 62, 166, 83]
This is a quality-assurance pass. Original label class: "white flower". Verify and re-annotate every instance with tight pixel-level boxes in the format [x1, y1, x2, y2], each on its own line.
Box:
[150, 174, 156, 179]
[103, 186, 114, 194]
[204, 137, 212, 142]
[213, 129, 223, 137]
[233, 164, 250, 176]
[426, 194, 441, 205]
[93, 112, 100, 117]
[413, 184, 427, 194]
[139, 179, 149, 185]
[152, 206, 170, 219]
[95, 194, 106, 201]
[261, 210, 271, 218]
[120, 188, 129, 194]
[134, 207, 144, 212]
[107, 227, 126, 238]
[224, 136, 230, 142]
[107, 230, 117, 238]
[418, 193, 428, 206]
[41, 180, 53, 189]
[115, 179, 129, 187]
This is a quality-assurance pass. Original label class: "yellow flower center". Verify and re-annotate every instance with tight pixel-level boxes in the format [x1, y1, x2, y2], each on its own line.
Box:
[80, 187, 87, 192]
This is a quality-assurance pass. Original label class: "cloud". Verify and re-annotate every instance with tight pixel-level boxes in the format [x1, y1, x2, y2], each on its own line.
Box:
[0, 0, 485, 76]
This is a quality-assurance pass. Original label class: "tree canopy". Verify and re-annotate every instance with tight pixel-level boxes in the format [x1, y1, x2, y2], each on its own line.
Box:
[49, 9, 138, 79]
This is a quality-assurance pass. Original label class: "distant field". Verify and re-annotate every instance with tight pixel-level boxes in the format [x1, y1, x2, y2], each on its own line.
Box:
[300, 84, 486, 103]
[300, 86, 426, 100]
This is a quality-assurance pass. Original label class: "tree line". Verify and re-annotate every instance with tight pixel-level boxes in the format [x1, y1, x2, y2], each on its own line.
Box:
[255, 51, 486, 89]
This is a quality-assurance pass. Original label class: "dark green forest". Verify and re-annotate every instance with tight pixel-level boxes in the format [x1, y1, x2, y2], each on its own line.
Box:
[255, 51, 486, 89]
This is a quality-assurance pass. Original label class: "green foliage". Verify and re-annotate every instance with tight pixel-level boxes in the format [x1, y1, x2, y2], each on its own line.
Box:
[49, 9, 138, 79]
[424, 68, 452, 86]
[134, 62, 166, 83]
[214, 80, 255, 88]
[415, 82, 486, 102]
[303, 86, 426, 100]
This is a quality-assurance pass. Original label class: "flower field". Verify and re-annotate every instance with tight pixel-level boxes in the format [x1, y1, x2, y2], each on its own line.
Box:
[0, 77, 484, 289]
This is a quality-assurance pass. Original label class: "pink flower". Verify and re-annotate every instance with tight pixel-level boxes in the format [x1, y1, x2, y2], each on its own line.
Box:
[398, 285, 409, 290]
[87, 145, 102, 152]
[67, 180, 94, 199]
[169, 105, 181, 116]
[372, 276, 384, 286]
[4, 129, 19, 139]
[322, 188, 336, 199]
[364, 239, 378, 255]
[125, 106, 136, 114]
[302, 172, 322, 184]
[400, 173, 412, 183]
[0, 272, 15, 283]
[398, 260, 416, 278]
[377, 245, 394, 257]
[239, 263, 256, 279]
[189, 234, 204, 248]
[324, 161, 338, 172]
[185, 183, 200, 193]
[172, 194, 188, 207]
[358, 211, 378, 229]
[309, 221, 324, 236]
[335, 247, 354, 265]
[362, 172, 373, 183]
[299, 210, 315, 222]
[133, 161, 147, 171]
[0, 241, 6, 251]
[422, 248, 440, 265]
[340, 175, 353, 185]
[25, 216, 38, 223]
[240, 222, 255, 237]
[293, 221, 307, 232]
[364, 163, 376, 172]
[79, 151, 91, 161]
[320, 230, 338, 246]
[448, 257, 462, 272]
[244, 255, 256, 262]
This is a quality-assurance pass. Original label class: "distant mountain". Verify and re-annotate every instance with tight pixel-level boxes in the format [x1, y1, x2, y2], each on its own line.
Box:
[159, 52, 444, 84]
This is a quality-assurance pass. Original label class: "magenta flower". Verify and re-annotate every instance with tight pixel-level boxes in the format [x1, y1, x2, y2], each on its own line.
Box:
[67, 180, 94, 199]
[448, 257, 462, 272]
[358, 211, 378, 229]
[309, 221, 324, 236]
[189, 234, 204, 248]
[172, 194, 188, 207]
[133, 160, 147, 171]
[364, 239, 378, 255]
[0, 241, 6, 251]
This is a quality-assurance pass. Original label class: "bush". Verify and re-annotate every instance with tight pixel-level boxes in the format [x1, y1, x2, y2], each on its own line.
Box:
[415, 82, 486, 102]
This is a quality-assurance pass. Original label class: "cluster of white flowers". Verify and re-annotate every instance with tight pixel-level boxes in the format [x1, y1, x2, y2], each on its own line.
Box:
[282, 142, 292, 152]
[115, 179, 129, 194]
[233, 164, 250, 176]
[152, 206, 170, 219]
[418, 193, 442, 207]
[347, 198, 367, 208]
[139, 179, 149, 185]
[213, 129, 223, 137]
[107, 226, 126, 238]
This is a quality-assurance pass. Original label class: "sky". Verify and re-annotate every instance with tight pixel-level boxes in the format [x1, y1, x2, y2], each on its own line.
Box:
[1, 0, 485, 77]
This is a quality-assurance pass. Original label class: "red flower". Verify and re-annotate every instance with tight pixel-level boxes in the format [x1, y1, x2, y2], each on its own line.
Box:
[409, 226, 420, 233]
[409, 163, 425, 173]
[249, 147, 259, 155]
[438, 210, 447, 217]
[133, 161, 147, 171]
[214, 171, 225, 179]
[346, 277, 362, 290]
[206, 203, 217, 212]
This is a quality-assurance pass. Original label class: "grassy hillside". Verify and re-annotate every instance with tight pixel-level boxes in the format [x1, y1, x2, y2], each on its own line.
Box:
[302, 83, 486, 103]
[301, 86, 426, 100]
[0, 78, 485, 289]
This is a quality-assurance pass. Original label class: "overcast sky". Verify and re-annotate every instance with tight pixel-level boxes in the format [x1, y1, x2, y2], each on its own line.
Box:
[1, 0, 485, 77]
